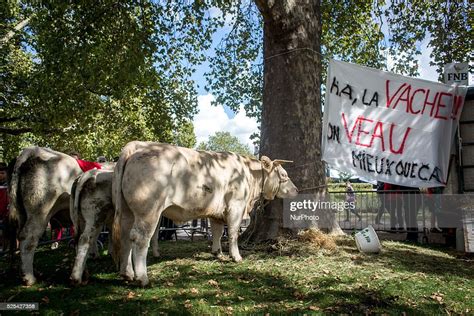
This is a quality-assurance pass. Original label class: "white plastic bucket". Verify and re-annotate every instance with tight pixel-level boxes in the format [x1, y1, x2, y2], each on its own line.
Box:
[355, 225, 381, 253]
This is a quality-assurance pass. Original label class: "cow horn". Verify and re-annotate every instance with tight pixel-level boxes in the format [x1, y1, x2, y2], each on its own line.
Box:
[273, 159, 293, 164]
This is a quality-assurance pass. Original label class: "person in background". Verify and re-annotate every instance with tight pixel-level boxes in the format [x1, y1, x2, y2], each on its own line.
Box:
[50, 220, 63, 250]
[383, 182, 403, 231]
[0, 163, 7, 186]
[345, 181, 362, 222]
[374, 181, 386, 225]
[399, 185, 421, 242]
[0, 163, 9, 251]
[51, 151, 92, 250]
[425, 186, 443, 233]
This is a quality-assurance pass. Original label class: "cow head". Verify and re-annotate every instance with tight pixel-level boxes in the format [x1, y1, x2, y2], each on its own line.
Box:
[261, 156, 298, 199]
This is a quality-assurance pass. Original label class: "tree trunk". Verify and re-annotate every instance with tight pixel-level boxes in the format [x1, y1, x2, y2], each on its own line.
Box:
[242, 0, 343, 243]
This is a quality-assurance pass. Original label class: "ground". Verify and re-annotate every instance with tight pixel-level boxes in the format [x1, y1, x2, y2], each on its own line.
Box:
[0, 237, 472, 315]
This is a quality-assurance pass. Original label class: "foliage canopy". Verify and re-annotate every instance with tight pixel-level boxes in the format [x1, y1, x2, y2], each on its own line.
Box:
[1, 0, 470, 159]
[206, 0, 471, 123]
[1, 0, 212, 159]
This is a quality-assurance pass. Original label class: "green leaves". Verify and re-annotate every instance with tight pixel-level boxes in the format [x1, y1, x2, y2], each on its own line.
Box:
[204, 0, 471, 125]
[0, 1, 219, 160]
[172, 120, 196, 149]
[197, 131, 253, 156]
[205, 1, 263, 120]
[379, 1, 470, 79]
[1, 0, 470, 161]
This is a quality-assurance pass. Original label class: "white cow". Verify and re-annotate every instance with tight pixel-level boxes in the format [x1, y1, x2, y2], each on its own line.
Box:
[9, 147, 83, 285]
[112, 141, 298, 286]
[70, 169, 114, 285]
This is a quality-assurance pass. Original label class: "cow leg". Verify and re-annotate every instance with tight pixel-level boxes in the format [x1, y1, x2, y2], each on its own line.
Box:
[70, 220, 99, 285]
[209, 219, 224, 256]
[151, 226, 160, 257]
[19, 215, 49, 285]
[107, 229, 113, 256]
[119, 207, 135, 281]
[226, 209, 244, 262]
[89, 226, 102, 259]
[105, 220, 113, 256]
[131, 213, 160, 287]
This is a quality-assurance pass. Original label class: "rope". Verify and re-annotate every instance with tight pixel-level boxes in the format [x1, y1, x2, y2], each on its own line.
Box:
[264, 47, 327, 62]
[297, 184, 328, 192]
[241, 167, 269, 245]
[241, 161, 327, 244]
[277, 161, 328, 192]
[241, 198, 269, 246]
[284, 161, 321, 170]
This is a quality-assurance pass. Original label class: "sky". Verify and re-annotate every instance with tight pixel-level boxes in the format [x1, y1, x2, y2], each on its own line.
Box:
[192, 94, 259, 151]
[191, 23, 452, 151]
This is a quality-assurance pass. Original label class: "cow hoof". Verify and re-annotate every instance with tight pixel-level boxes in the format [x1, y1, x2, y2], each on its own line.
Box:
[70, 277, 82, 287]
[83, 269, 90, 281]
[232, 255, 243, 262]
[214, 252, 225, 261]
[211, 250, 223, 256]
[120, 273, 135, 282]
[22, 274, 36, 286]
[136, 277, 149, 287]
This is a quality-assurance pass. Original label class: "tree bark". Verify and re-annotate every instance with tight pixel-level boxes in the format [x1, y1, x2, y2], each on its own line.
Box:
[242, 0, 343, 243]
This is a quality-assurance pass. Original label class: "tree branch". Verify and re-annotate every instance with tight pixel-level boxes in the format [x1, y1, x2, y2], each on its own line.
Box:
[0, 16, 32, 46]
[0, 116, 24, 123]
[253, 0, 271, 21]
[0, 126, 59, 135]
[0, 126, 33, 135]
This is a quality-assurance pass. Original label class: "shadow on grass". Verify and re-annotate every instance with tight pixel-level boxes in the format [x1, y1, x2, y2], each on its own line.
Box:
[0, 239, 470, 314]
[335, 237, 474, 279]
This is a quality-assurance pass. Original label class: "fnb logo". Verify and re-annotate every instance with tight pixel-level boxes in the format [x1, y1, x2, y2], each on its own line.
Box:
[447, 73, 468, 81]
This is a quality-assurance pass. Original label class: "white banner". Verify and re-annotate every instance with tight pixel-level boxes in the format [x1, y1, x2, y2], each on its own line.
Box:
[322, 60, 467, 188]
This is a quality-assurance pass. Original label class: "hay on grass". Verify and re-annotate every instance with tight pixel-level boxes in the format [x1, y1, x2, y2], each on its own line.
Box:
[256, 229, 338, 257]
[297, 229, 337, 251]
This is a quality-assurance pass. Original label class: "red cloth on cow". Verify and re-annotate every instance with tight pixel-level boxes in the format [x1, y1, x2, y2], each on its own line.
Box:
[76, 159, 102, 172]
[0, 187, 9, 221]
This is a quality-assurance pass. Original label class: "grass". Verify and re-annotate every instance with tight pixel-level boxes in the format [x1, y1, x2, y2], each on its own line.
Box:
[0, 236, 473, 315]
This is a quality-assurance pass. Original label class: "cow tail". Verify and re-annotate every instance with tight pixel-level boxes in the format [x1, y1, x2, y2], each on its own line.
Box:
[70, 177, 80, 243]
[6, 158, 18, 261]
[71, 170, 99, 246]
[112, 146, 133, 265]
[8, 149, 33, 233]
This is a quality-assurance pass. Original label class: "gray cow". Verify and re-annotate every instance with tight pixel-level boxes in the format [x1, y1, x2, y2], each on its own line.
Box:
[112, 141, 298, 286]
[69, 168, 161, 285]
[69, 169, 114, 285]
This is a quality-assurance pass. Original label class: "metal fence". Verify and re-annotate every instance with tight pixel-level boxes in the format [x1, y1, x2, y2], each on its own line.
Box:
[329, 189, 450, 238]
[1, 189, 467, 255]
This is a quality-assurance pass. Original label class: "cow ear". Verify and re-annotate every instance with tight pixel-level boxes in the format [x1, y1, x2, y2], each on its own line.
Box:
[273, 159, 293, 166]
[260, 156, 273, 171]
